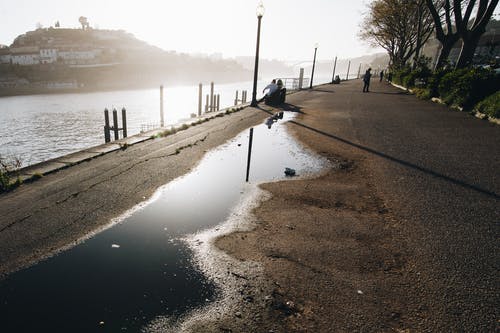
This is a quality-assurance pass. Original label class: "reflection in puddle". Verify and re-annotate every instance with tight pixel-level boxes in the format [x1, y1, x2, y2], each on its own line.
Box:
[0, 112, 326, 332]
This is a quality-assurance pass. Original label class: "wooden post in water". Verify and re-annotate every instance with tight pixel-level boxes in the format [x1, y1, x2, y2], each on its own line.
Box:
[346, 60, 351, 80]
[112, 108, 119, 140]
[299, 68, 304, 89]
[210, 82, 214, 112]
[198, 83, 202, 116]
[104, 108, 111, 143]
[205, 94, 209, 112]
[160, 85, 164, 127]
[216, 94, 220, 111]
[122, 107, 127, 138]
[245, 127, 254, 182]
[235, 90, 239, 105]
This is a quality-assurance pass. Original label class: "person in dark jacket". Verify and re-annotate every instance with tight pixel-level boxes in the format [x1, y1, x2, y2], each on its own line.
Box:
[363, 68, 372, 92]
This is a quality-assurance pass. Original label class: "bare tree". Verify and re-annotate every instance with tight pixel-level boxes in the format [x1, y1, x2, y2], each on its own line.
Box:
[427, 0, 499, 68]
[455, 0, 499, 67]
[360, 0, 434, 69]
[426, 0, 461, 69]
[414, 0, 436, 66]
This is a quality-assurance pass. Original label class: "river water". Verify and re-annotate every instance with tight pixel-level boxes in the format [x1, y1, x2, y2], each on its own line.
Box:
[0, 80, 253, 167]
[0, 75, 333, 168]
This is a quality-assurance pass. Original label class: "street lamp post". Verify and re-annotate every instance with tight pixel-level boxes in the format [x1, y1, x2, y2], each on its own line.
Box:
[331, 55, 337, 84]
[251, 2, 265, 107]
[309, 43, 318, 89]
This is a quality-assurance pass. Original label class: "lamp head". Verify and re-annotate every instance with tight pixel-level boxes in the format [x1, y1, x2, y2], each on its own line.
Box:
[314, 42, 319, 49]
[256, 1, 265, 18]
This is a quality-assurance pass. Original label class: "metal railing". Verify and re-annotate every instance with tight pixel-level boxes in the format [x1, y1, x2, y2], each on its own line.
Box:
[276, 77, 310, 91]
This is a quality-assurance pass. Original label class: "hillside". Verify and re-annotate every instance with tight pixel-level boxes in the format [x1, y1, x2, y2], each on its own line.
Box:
[0, 28, 253, 95]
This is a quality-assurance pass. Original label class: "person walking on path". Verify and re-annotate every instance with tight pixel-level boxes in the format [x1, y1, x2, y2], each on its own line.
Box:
[363, 68, 372, 92]
[379, 70, 384, 82]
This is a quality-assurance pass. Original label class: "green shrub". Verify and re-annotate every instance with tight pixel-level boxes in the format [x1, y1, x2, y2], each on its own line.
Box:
[0, 156, 22, 193]
[413, 87, 432, 100]
[32, 173, 43, 180]
[405, 67, 432, 89]
[438, 67, 500, 109]
[427, 68, 451, 98]
[392, 66, 412, 86]
[474, 91, 500, 118]
[0, 171, 9, 192]
[392, 57, 433, 88]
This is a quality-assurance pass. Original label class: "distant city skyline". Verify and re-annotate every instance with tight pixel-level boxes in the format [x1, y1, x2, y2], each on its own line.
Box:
[0, 0, 383, 62]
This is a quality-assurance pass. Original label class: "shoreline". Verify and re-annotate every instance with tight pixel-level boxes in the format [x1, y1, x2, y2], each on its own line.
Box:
[9, 104, 250, 185]
[0, 78, 247, 98]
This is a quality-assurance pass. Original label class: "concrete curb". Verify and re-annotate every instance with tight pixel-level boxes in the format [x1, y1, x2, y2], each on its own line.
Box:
[13, 104, 251, 183]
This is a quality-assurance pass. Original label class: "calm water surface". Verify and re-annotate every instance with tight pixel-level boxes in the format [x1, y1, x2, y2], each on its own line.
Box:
[0, 81, 254, 166]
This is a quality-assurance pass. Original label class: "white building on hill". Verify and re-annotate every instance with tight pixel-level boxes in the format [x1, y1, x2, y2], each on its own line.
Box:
[0, 47, 11, 64]
[10, 46, 40, 65]
[3, 46, 102, 66]
[39, 48, 58, 64]
[57, 48, 101, 65]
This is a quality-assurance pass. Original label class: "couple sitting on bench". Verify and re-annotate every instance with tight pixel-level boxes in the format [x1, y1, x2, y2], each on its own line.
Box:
[262, 79, 286, 106]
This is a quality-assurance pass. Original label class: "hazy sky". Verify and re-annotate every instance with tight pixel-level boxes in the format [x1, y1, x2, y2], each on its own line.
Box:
[0, 0, 381, 61]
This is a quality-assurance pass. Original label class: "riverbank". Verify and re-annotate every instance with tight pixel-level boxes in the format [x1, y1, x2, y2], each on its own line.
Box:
[0, 76, 253, 98]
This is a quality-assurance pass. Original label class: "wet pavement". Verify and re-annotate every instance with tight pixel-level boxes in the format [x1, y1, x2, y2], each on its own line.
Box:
[0, 112, 326, 332]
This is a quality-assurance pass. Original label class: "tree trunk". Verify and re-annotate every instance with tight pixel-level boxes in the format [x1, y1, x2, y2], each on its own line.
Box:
[435, 37, 458, 70]
[454, 0, 499, 68]
[456, 31, 483, 68]
[413, 1, 423, 68]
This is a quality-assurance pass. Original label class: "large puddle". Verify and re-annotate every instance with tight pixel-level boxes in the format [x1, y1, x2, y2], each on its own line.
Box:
[0, 112, 326, 332]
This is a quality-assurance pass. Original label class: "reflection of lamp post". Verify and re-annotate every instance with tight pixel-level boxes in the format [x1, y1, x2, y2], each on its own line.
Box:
[309, 43, 318, 89]
[251, 2, 265, 107]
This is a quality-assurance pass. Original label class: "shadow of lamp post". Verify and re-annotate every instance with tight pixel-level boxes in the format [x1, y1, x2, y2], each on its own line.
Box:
[310, 43, 319, 89]
[251, 1, 265, 107]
